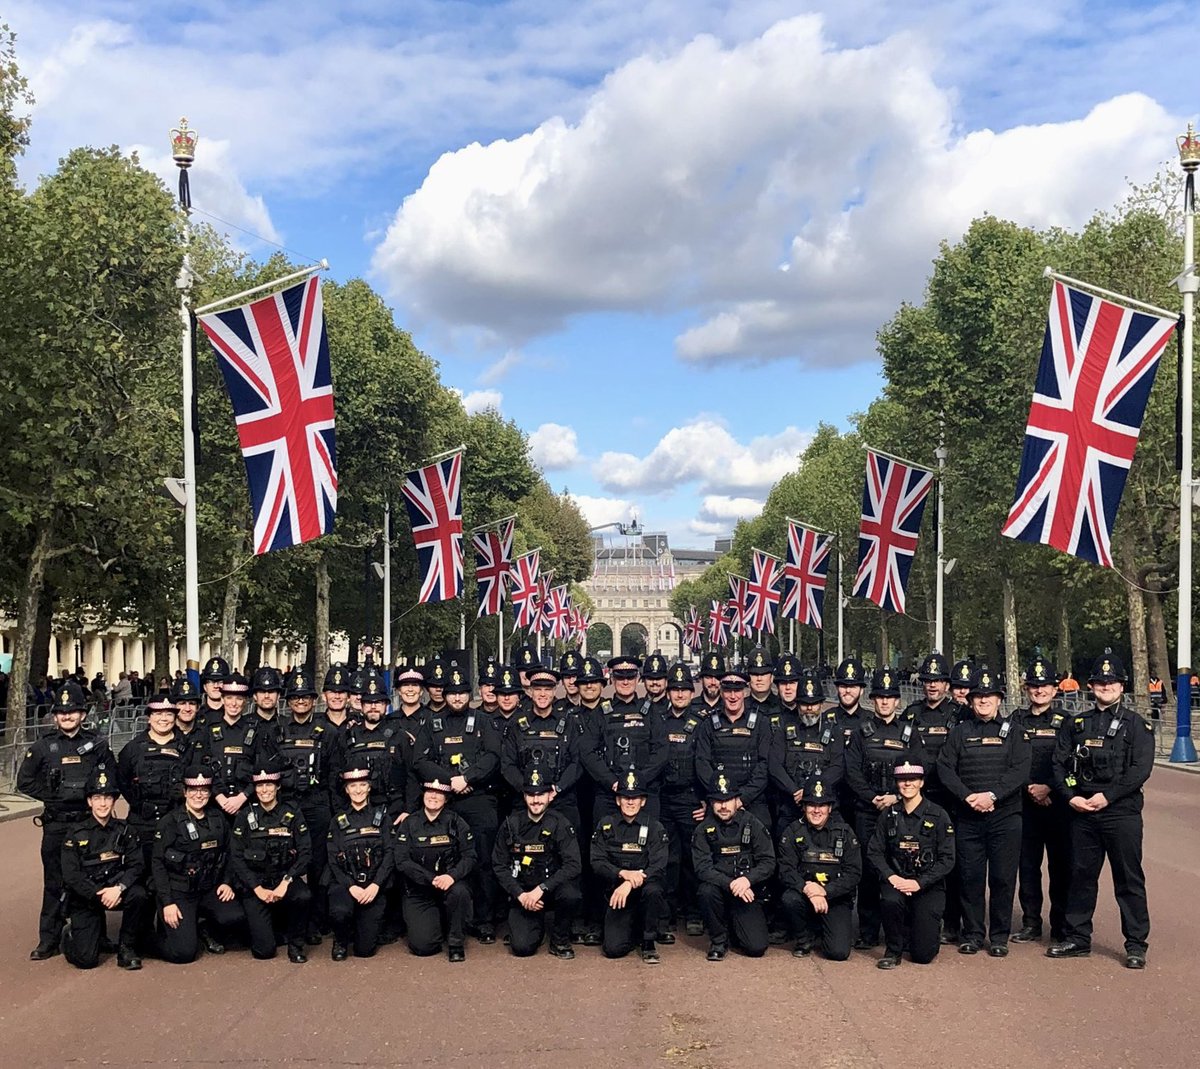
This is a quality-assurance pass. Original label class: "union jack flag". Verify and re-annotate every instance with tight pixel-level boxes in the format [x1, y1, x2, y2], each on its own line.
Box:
[852, 449, 933, 613]
[728, 575, 752, 638]
[745, 550, 783, 634]
[198, 276, 337, 555]
[569, 606, 591, 641]
[1002, 281, 1176, 566]
[532, 573, 554, 634]
[683, 608, 704, 653]
[472, 518, 515, 617]
[709, 600, 730, 646]
[542, 585, 573, 640]
[782, 521, 833, 629]
[508, 550, 541, 629]
[401, 451, 464, 603]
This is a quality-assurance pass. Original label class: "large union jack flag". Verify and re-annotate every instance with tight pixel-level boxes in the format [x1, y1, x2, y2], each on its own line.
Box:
[199, 276, 337, 555]
[401, 451, 464, 603]
[472, 518, 515, 617]
[709, 600, 730, 646]
[1002, 281, 1176, 566]
[745, 550, 783, 634]
[782, 521, 833, 629]
[509, 550, 541, 629]
[852, 449, 933, 613]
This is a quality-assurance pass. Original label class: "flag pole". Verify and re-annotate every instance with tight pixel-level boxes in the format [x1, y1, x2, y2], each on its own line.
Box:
[935, 429, 947, 655]
[837, 548, 845, 666]
[1041, 266, 1177, 320]
[497, 611, 504, 664]
[1173, 126, 1199, 763]
[193, 261, 329, 316]
[861, 443, 936, 474]
[382, 500, 392, 672]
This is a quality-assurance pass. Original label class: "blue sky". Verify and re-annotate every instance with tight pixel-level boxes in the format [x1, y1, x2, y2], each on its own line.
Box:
[7, 1, 1191, 549]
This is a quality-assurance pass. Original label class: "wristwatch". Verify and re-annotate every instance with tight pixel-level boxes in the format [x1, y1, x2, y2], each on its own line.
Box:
[987, 791, 997, 802]
[538, 882, 549, 893]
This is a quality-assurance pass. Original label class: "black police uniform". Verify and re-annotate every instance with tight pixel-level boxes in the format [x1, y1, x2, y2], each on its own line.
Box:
[333, 718, 404, 813]
[229, 796, 313, 959]
[326, 798, 394, 958]
[590, 793, 670, 958]
[501, 704, 585, 831]
[117, 729, 193, 865]
[17, 690, 113, 955]
[393, 802, 476, 956]
[660, 698, 704, 930]
[492, 801, 582, 956]
[580, 697, 668, 821]
[867, 794, 956, 964]
[1051, 690, 1154, 958]
[694, 706, 772, 826]
[61, 786, 149, 969]
[692, 798, 776, 957]
[778, 798, 862, 961]
[193, 714, 270, 819]
[769, 706, 844, 830]
[151, 802, 243, 964]
[936, 700, 1031, 951]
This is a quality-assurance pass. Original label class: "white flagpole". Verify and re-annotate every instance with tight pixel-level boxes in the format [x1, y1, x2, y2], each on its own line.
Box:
[498, 612, 504, 664]
[1042, 266, 1176, 319]
[194, 262, 329, 316]
[837, 549, 845, 666]
[459, 610, 466, 651]
[382, 501, 392, 670]
[789, 617, 795, 655]
[935, 432, 947, 654]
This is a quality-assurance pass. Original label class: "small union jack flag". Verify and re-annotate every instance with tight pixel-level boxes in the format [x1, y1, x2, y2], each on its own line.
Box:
[542, 585, 572, 640]
[472, 518, 515, 617]
[401, 451, 464, 604]
[683, 608, 704, 653]
[1002, 281, 1176, 566]
[508, 550, 541, 629]
[198, 275, 337, 555]
[532, 573, 554, 634]
[745, 550, 783, 634]
[782, 521, 833, 629]
[728, 575, 753, 638]
[709, 600, 730, 646]
[852, 449, 933, 613]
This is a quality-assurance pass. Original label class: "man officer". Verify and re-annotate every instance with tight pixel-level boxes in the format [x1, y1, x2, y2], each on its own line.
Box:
[694, 667, 772, 828]
[660, 661, 706, 937]
[251, 666, 284, 724]
[692, 652, 725, 716]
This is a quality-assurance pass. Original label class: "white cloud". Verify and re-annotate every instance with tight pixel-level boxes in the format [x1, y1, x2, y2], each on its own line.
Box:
[567, 493, 637, 530]
[697, 495, 764, 522]
[372, 15, 1178, 365]
[528, 423, 581, 470]
[596, 419, 810, 495]
[460, 389, 503, 415]
[478, 349, 525, 385]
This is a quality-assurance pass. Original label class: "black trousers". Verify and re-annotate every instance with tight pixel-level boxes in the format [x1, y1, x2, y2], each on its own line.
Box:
[37, 818, 77, 948]
[63, 885, 151, 968]
[601, 878, 666, 957]
[507, 884, 581, 956]
[403, 883, 472, 954]
[660, 793, 702, 923]
[297, 798, 331, 928]
[956, 808, 1021, 946]
[327, 884, 386, 957]
[927, 789, 960, 936]
[158, 889, 245, 964]
[1018, 797, 1071, 938]
[880, 882, 945, 963]
[853, 810, 884, 942]
[450, 794, 498, 925]
[696, 882, 768, 956]
[242, 880, 313, 957]
[780, 888, 854, 961]
[1062, 804, 1149, 954]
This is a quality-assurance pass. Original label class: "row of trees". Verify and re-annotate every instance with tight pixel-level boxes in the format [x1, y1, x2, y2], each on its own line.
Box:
[0, 28, 592, 744]
[672, 184, 1192, 714]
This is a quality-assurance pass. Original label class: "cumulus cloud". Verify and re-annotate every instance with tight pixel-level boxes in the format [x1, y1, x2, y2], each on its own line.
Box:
[528, 423, 581, 470]
[697, 495, 764, 522]
[460, 389, 503, 415]
[372, 16, 1178, 365]
[478, 350, 525, 385]
[567, 493, 638, 530]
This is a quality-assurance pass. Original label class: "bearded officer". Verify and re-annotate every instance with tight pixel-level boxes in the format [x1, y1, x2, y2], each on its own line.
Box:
[694, 667, 772, 827]
[641, 651, 671, 718]
[769, 666, 843, 831]
[250, 666, 284, 724]
[692, 651, 725, 716]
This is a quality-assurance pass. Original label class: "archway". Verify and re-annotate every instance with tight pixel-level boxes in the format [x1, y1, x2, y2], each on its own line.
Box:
[620, 622, 649, 658]
[587, 622, 614, 660]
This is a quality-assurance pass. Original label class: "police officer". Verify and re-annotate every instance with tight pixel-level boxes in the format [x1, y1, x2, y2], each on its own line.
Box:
[831, 656, 868, 829]
[492, 663, 526, 729]
[949, 658, 977, 708]
[333, 668, 404, 815]
[745, 646, 779, 718]
[660, 662, 705, 938]
[591, 769, 669, 963]
[229, 757, 312, 963]
[151, 765, 242, 964]
[936, 665, 1030, 956]
[694, 667, 772, 827]
[117, 694, 191, 872]
[843, 666, 925, 949]
[867, 762, 956, 969]
[194, 671, 268, 824]
[778, 773, 861, 961]
[1049, 650, 1154, 969]
[769, 667, 844, 831]
[251, 666, 284, 724]
[569, 655, 606, 943]
[692, 772, 776, 960]
[320, 663, 354, 730]
[641, 651, 671, 717]
[510, 644, 539, 692]
[692, 651, 725, 716]
[199, 655, 231, 722]
[393, 778, 476, 961]
[18, 680, 113, 960]
[559, 648, 583, 706]
[1012, 655, 1070, 944]
[477, 657, 502, 715]
[391, 660, 429, 813]
[171, 677, 203, 741]
[492, 766, 582, 958]
[424, 656, 449, 715]
[326, 762, 394, 961]
[60, 766, 149, 970]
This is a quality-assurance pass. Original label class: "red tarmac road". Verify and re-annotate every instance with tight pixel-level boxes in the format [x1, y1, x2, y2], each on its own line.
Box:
[1, 770, 1197, 1069]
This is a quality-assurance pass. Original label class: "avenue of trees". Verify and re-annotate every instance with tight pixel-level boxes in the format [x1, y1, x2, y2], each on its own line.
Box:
[0, 29, 592, 743]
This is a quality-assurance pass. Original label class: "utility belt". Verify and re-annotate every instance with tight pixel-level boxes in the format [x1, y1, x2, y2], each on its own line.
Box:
[887, 815, 934, 877]
[41, 807, 88, 827]
[283, 749, 322, 790]
[80, 856, 125, 887]
[341, 844, 384, 886]
[508, 846, 554, 890]
[163, 847, 221, 893]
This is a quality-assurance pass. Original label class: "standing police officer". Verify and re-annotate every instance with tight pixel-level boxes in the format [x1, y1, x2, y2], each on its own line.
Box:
[194, 672, 267, 824]
[641, 651, 671, 718]
[695, 667, 772, 828]
[659, 661, 705, 938]
[1049, 650, 1154, 969]
[692, 652, 725, 716]
[769, 667, 844, 831]
[199, 656, 230, 722]
[745, 646, 779, 719]
[251, 666, 284, 724]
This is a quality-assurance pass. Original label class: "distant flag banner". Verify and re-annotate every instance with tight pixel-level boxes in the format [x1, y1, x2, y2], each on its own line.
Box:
[782, 520, 833, 629]
[1001, 280, 1176, 566]
[728, 575, 752, 638]
[543, 585, 573, 640]
[532, 573, 554, 634]
[472, 517, 515, 618]
[709, 600, 730, 646]
[570, 606, 591, 641]
[745, 549, 783, 634]
[509, 550, 541, 629]
[852, 449, 933, 613]
[198, 274, 337, 555]
[683, 608, 704, 653]
[401, 450, 464, 604]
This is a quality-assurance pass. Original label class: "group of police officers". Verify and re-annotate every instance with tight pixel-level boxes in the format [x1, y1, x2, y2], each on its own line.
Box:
[17, 641, 1154, 971]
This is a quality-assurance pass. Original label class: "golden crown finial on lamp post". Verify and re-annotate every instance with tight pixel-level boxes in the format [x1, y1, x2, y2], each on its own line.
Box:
[1179, 122, 1200, 174]
[171, 117, 197, 169]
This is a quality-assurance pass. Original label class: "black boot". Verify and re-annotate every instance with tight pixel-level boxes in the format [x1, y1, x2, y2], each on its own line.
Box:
[641, 939, 660, 964]
[448, 944, 466, 963]
[29, 943, 59, 961]
[331, 941, 348, 962]
[287, 944, 308, 964]
[117, 946, 143, 971]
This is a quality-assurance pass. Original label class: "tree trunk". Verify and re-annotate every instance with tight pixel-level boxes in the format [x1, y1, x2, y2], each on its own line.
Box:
[314, 555, 331, 690]
[1117, 533, 1150, 717]
[1001, 573, 1019, 695]
[152, 610, 171, 688]
[878, 608, 890, 666]
[7, 521, 54, 749]
[1057, 593, 1072, 677]
[1144, 589, 1174, 705]
[30, 583, 54, 686]
[220, 536, 247, 658]
[243, 619, 264, 678]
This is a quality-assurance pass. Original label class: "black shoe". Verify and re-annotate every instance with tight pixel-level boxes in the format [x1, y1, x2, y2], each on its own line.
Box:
[768, 928, 788, 946]
[988, 944, 1009, 958]
[792, 943, 812, 958]
[287, 946, 308, 964]
[29, 944, 59, 961]
[305, 931, 323, 947]
[958, 942, 981, 955]
[378, 931, 401, 946]
[1046, 941, 1090, 959]
[331, 942, 348, 962]
[548, 942, 575, 960]
[581, 930, 601, 947]
[940, 927, 960, 946]
[117, 947, 142, 971]
[685, 918, 704, 937]
[877, 953, 902, 970]
[641, 939, 660, 964]
[1011, 925, 1042, 943]
[448, 945, 466, 963]
[476, 924, 496, 945]
[853, 937, 879, 951]
[200, 931, 225, 955]
[706, 942, 727, 962]
[1125, 953, 1146, 970]
[656, 931, 676, 945]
